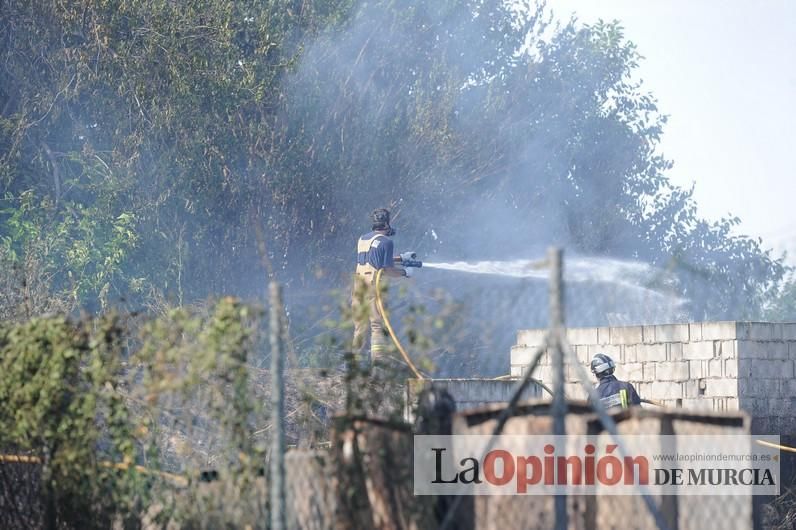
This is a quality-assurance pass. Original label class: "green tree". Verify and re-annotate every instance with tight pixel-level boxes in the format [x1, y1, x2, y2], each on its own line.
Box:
[765, 273, 796, 321]
[0, 0, 787, 333]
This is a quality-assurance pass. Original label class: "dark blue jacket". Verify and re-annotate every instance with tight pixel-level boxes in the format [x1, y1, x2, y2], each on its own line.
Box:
[594, 375, 641, 409]
[357, 231, 394, 269]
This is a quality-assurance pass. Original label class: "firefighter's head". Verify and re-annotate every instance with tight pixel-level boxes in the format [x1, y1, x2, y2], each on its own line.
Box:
[590, 353, 615, 380]
[371, 208, 395, 236]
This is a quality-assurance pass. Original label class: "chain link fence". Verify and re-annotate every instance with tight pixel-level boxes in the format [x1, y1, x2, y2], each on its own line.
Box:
[0, 254, 791, 529]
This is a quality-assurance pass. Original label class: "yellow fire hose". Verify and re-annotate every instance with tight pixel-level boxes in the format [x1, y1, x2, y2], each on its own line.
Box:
[756, 439, 796, 453]
[374, 268, 425, 379]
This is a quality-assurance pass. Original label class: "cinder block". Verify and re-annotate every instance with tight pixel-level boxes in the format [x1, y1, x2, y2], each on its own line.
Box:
[610, 326, 644, 345]
[708, 358, 723, 378]
[575, 345, 591, 364]
[635, 382, 653, 399]
[737, 322, 782, 341]
[713, 397, 739, 412]
[766, 379, 782, 395]
[648, 381, 683, 399]
[754, 360, 794, 379]
[689, 322, 703, 341]
[516, 329, 548, 347]
[510, 345, 538, 367]
[566, 327, 599, 346]
[623, 345, 637, 363]
[683, 341, 715, 360]
[688, 360, 706, 379]
[655, 361, 689, 382]
[717, 340, 736, 358]
[738, 340, 788, 359]
[705, 378, 737, 397]
[597, 327, 611, 345]
[510, 365, 523, 377]
[737, 377, 754, 397]
[765, 416, 782, 435]
[588, 344, 621, 360]
[753, 359, 778, 378]
[769, 398, 789, 415]
[788, 342, 796, 360]
[643, 362, 656, 381]
[642, 326, 657, 344]
[750, 416, 771, 435]
[737, 358, 754, 378]
[768, 342, 789, 359]
[784, 379, 796, 397]
[635, 343, 667, 362]
[724, 358, 738, 378]
[782, 323, 796, 341]
[668, 343, 684, 361]
[620, 362, 644, 381]
[781, 412, 796, 434]
[700, 321, 737, 340]
[736, 340, 761, 359]
[655, 324, 690, 343]
[680, 398, 712, 411]
[770, 323, 785, 341]
[738, 377, 780, 398]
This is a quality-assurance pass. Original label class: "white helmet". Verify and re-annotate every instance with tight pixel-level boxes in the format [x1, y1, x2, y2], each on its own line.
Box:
[590, 353, 615, 378]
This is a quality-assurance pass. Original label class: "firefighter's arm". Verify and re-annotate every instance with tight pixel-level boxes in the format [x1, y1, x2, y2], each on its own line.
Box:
[391, 256, 412, 276]
[380, 266, 407, 278]
[628, 384, 642, 406]
[379, 239, 406, 277]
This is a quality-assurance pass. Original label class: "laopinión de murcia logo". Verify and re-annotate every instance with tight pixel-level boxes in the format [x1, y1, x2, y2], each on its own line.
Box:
[413, 435, 779, 495]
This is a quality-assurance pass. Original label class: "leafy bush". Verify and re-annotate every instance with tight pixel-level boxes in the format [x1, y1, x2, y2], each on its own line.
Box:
[0, 300, 280, 528]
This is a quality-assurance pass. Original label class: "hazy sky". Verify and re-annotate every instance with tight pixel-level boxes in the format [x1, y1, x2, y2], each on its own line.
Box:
[551, 0, 796, 263]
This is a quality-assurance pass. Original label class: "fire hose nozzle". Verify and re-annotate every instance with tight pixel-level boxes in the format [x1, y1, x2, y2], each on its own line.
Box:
[399, 251, 423, 268]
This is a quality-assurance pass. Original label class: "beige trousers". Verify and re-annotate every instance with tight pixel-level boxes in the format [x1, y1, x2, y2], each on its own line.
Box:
[351, 278, 387, 363]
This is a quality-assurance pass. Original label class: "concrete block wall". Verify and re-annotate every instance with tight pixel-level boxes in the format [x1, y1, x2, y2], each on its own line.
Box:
[510, 322, 796, 434]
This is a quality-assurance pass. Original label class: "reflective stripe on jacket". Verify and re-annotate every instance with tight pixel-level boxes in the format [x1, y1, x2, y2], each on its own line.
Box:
[594, 375, 641, 410]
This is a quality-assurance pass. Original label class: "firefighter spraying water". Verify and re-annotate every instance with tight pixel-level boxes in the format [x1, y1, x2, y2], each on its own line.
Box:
[352, 208, 422, 375]
[351, 211, 682, 391]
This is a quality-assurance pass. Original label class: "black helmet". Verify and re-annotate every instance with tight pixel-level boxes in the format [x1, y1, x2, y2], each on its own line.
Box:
[590, 353, 615, 379]
[370, 208, 395, 235]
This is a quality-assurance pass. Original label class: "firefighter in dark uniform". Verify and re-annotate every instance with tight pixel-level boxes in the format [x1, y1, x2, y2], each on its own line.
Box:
[351, 208, 407, 364]
[590, 353, 641, 410]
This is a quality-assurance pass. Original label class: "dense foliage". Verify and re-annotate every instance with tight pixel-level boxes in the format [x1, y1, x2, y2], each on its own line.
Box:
[0, 0, 789, 331]
[0, 301, 278, 528]
[0, 315, 136, 527]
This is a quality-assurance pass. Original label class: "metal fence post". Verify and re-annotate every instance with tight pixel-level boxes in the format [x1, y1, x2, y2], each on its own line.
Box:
[269, 281, 286, 530]
[548, 247, 568, 530]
